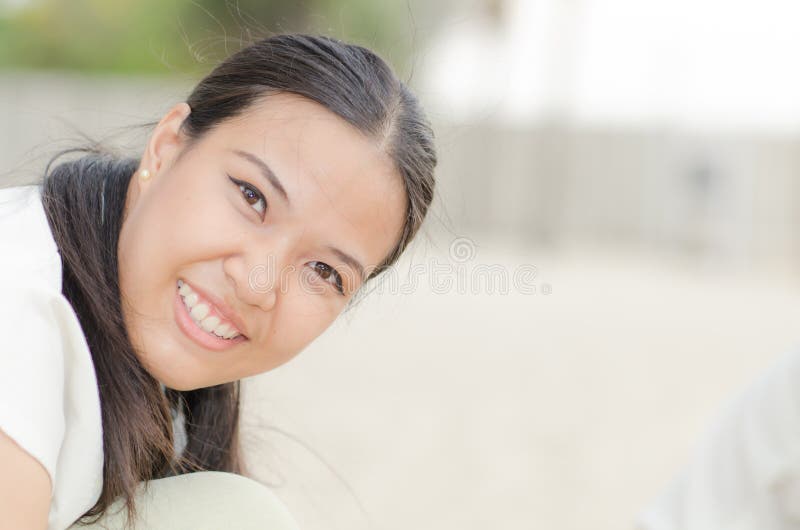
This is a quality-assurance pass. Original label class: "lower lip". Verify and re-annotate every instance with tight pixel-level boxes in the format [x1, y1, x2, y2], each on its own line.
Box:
[174, 287, 246, 352]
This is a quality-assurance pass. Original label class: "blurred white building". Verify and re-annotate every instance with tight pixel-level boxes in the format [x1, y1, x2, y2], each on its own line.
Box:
[421, 0, 800, 271]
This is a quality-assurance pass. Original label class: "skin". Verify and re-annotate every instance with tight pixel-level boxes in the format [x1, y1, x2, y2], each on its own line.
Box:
[0, 429, 50, 530]
[118, 92, 406, 391]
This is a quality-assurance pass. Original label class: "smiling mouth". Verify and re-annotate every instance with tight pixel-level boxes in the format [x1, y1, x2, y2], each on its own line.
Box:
[178, 279, 242, 339]
[174, 279, 247, 351]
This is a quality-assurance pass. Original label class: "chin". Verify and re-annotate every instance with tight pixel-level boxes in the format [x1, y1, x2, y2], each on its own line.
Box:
[162, 380, 202, 392]
[159, 371, 238, 392]
[143, 363, 203, 392]
[161, 375, 215, 391]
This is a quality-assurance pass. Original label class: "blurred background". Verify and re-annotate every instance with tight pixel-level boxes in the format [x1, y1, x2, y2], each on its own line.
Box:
[2, 1, 800, 529]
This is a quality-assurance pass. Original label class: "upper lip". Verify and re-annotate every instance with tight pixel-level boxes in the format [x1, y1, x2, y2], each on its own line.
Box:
[184, 280, 249, 339]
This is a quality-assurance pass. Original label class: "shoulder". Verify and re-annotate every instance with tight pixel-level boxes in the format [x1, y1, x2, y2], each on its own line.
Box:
[0, 184, 62, 292]
[0, 176, 104, 528]
[0, 278, 78, 355]
[0, 276, 100, 498]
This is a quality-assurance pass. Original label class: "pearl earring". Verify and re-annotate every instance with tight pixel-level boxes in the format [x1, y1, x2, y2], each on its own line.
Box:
[138, 169, 152, 181]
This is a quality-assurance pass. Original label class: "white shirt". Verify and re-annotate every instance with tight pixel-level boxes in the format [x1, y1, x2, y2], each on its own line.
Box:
[638, 346, 800, 530]
[0, 184, 104, 530]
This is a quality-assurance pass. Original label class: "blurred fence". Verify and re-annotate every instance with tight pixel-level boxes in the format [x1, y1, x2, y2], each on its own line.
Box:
[440, 122, 800, 270]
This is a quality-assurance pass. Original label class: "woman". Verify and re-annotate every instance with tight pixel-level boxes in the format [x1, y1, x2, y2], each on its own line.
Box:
[0, 33, 436, 529]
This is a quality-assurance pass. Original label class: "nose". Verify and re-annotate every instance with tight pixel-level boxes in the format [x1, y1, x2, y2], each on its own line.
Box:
[224, 233, 296, 313]
[223, 256, 276, 313]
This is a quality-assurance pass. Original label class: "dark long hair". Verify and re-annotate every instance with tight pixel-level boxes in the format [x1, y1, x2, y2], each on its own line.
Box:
[39, 33, 436, 526]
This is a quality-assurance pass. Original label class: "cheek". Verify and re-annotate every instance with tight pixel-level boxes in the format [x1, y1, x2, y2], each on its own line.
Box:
[118, 211, 158, 321]
[120, 185, 232, 285]
[118, 207, 175, 305]
[117, 193, 205, 346]
[250, 291, 342, 373]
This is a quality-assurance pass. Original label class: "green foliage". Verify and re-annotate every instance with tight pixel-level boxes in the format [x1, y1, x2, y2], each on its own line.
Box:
[0, 0, 416, 75]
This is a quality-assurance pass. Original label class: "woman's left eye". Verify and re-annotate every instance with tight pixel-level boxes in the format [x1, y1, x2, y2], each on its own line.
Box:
[228, 175, 267, 217]
[309, 261, 345, 295]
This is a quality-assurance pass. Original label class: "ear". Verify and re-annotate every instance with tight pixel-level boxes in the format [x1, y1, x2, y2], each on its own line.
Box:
[139, 102, 191, 180]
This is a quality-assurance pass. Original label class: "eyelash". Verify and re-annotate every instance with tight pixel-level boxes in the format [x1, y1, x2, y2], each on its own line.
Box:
[309, 261, 345, 295]
[228, 175, 267, 217]
[228, 175, 345, 296]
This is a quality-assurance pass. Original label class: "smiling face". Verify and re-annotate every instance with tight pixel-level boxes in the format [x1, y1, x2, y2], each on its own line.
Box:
[117, 93, 407, 390]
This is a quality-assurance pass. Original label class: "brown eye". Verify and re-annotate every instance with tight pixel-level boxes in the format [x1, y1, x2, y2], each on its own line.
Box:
[228, 175, 267, 217]
[310, 261, 345, 295]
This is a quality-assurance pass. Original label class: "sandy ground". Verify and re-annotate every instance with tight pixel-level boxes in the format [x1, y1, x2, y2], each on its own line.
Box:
[238, 240, 800, 530]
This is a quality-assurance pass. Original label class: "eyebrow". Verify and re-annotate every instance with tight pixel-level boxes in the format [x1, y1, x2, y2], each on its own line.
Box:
[231, 149, 364, 284]
[231, 149, 290, 206]
[326, 245, 366, 283]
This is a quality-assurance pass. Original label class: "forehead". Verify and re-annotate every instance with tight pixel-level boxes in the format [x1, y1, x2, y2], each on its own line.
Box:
[208, 92, 407, 269]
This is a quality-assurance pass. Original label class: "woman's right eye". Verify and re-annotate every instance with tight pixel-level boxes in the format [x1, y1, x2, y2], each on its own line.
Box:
[228, 175, 267, 218]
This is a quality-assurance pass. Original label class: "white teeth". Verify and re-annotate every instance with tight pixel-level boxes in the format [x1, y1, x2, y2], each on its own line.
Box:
[199, 316, 220, 332]
[183, 293, 198, 308]
[190, 303, 210, 321]
[178, 280, 242, 340]
[213, 323, 231, 337]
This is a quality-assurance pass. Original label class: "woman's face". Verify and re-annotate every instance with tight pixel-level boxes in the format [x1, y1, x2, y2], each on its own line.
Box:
[118, 93, 406, 390]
